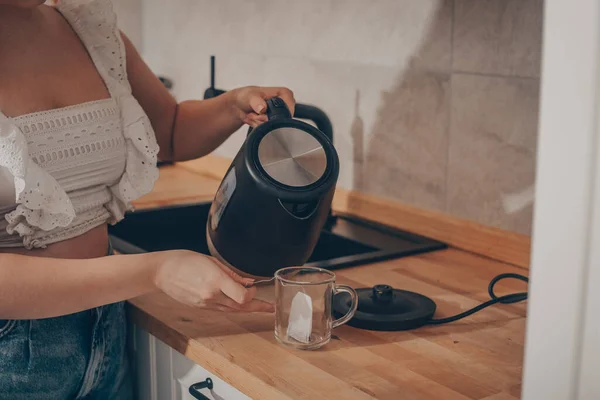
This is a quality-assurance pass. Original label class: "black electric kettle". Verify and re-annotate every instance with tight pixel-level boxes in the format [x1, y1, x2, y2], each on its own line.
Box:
[206, 97, 339, 278]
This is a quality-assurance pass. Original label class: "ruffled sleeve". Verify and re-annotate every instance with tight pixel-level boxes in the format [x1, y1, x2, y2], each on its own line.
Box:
[0, 115, 76, 248]
[58, 0, 160, 224]
[105, 96, 159, 223]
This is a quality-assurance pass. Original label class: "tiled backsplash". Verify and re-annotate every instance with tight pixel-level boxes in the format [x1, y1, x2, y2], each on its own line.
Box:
[115, 0, 542, 236]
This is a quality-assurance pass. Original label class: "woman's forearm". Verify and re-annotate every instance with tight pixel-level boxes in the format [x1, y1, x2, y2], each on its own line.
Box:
[0, 252, 160, 319]
[121, 32, 242, 163]
[170, 92, 242, 162]
[122, 31, 294, 163]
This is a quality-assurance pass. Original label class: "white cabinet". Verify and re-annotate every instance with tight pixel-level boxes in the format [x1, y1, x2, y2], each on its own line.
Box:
[131, 324, 251, 400]
[171, 350, 251, 400]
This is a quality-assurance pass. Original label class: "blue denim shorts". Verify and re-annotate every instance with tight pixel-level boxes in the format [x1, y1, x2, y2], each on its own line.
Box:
[0, 244, 132, 400]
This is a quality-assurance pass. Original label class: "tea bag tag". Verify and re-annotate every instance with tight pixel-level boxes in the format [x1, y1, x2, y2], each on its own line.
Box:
[287, 292, 313, 344]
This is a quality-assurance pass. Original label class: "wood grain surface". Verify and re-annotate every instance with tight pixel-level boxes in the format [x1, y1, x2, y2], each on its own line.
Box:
[127, 160, 529, 399]
[177, 156, 531, 268]
[132, 165, 220, 210]
[129, 249, 528, 400]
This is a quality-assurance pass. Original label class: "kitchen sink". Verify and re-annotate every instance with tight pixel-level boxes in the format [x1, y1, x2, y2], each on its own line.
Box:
[108, 202, 447, 270]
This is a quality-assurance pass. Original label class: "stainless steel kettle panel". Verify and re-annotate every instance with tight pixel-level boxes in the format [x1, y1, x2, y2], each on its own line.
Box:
[257, 127, 327, 188]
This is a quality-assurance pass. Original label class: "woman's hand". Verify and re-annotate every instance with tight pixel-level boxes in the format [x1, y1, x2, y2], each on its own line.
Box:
[153, 250, 274, 313]
[122, 28, 297, 161]
[230, 86, 296, 128]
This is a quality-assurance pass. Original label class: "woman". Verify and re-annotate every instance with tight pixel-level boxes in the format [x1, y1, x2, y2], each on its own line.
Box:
[0, 0, 295, 398]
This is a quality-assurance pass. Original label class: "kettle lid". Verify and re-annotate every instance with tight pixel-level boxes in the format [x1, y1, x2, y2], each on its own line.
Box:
[244, 96, 339, 201]
[257, 127, 327, 188]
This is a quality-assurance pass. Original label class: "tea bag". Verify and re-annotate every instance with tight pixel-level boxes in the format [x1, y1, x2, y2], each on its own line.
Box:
[287, 292, 313, 343]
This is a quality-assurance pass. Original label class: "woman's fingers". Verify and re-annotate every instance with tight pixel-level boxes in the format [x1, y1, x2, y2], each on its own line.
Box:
[211, 257, 255, 287]
[246, 88, 296, 117]
[235, 86, 295, 123]
[218, 275, 254, 305]
[249, 114, 268, 123]
[249, 95, 267, 114]
[213, 270, 274, 312]
[241, 86, 295, 128]
[259, 87, 296, 115]
[243, 113, 268, 127]
[157, 251, 274, 314]
[243, 118, 260, 128]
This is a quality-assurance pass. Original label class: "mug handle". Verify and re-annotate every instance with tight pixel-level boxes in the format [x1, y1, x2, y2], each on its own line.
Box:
[332, 285, 358, 328]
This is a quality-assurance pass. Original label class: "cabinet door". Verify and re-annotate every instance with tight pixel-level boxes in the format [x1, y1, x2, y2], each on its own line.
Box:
[155, 338, 175, 399]
[131, 324, 250, 400]
[171, 348, 251, 400]
[132, 323, 154, 400]
[132, 325, 174, 400]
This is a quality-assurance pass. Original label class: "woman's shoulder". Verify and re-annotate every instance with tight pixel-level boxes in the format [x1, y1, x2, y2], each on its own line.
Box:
[56, 0, 118, 24]
[55, 0, 120, 34]
[57, 0, 131, 97]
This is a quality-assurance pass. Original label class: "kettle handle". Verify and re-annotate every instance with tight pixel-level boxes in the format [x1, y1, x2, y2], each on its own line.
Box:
[247, 96, 291, 136]
[265, 97, 292, 120]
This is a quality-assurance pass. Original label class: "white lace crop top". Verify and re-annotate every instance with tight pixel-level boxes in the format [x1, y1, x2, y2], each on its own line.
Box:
[0, 0, 159, 249]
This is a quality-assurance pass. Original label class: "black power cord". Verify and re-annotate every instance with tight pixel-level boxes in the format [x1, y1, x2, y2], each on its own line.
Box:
[427, 273, 529, 325]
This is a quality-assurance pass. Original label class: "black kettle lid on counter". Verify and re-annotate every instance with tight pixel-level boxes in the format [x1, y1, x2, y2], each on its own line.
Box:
[333, 285, 437, 331]
[332, 273, 529, 331]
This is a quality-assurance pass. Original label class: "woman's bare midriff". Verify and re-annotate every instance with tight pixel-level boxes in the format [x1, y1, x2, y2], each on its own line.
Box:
[0, 225, 110, 259]
[0, 6, 118, 262]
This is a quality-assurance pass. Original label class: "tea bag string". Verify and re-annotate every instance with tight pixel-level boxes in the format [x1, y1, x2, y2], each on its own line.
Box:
[280, 279, 308, 295]
[247, 277, 275, 287]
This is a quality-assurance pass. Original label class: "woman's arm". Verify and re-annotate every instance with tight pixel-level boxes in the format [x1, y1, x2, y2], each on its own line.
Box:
[120, 33, 295, 162]
[0, 252, 155, 319]
[0, 250, 271, 320]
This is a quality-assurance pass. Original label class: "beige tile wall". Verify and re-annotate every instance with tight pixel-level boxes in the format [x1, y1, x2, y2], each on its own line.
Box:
[117, 0, 543, 235]
[447, 74, 539, 233]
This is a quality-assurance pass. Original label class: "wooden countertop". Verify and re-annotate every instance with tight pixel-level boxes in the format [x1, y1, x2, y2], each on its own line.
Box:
[128, 163, 529, 400]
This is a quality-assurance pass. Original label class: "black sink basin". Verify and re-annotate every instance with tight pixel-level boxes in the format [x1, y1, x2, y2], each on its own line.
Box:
[108, 202, 446, 270]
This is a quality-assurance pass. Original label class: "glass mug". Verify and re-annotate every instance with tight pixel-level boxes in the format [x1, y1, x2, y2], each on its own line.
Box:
[274, 267, 358, 350]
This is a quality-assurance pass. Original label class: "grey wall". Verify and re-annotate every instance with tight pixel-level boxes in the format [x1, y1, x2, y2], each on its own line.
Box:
[112, 0, 142, 49]
[115, 0, 543, 235]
